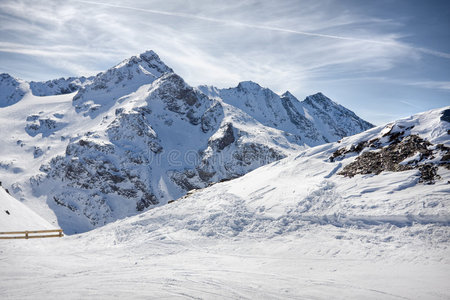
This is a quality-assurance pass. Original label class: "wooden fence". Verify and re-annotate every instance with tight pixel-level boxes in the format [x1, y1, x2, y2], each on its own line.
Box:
[0, 229, 64, 239]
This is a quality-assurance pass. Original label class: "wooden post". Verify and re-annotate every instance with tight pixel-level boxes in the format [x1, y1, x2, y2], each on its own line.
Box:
[25, 231, 28, 239]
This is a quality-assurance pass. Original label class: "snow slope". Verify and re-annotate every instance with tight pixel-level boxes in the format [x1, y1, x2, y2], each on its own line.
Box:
[0, 185, 53, 231]
[0, 50, 373, 234]
[0, 107, 448, 299]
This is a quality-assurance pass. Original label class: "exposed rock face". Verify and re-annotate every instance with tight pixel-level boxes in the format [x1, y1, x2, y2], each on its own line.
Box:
[107, 108, 163, 154]
[42, 134, 159, 231]
[211, 123, 235, 151]
[25, 115, 68, 137]
[149, 73, 213, 126]
[40, 104, 167, 230]
[334, 123, 450, 184]
[441, 109, 450, 123]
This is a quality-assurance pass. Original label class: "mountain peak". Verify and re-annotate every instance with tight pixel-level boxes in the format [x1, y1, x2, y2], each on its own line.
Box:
[304, 92, 330, 102]
[281, 91, 297, 99]
[112, 50, 173, 76]
[302, 92, 341, 111]
[237, 81, 262, 91]
[301, 92, 374, 139]
[140, 49, 159, 59]
[73, 50, 174, 113]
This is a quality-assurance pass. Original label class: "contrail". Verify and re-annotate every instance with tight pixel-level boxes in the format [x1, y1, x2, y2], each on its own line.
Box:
[73, 0, 450, 59]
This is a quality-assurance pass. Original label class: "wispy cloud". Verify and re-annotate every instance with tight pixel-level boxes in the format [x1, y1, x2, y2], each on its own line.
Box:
[72, 0, 450, 60]
[407, 81, 450, 91]
[72, 0, 393, 43]
[0, 0, 420, 82]
[0, 0, 448, 125]
[399, 100, 421, 109]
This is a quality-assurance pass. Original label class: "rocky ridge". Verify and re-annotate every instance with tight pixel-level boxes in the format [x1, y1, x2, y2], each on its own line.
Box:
[331, 109, 450, 184]
[199, 84, 373, 146]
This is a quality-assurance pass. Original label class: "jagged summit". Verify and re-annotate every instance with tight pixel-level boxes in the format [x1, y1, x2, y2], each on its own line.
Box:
[72, 50, 174, 117]
[303, 92, 337, 107]
[304, 91, 327, 100]
[236, 80, 262, 91]
[112, 50, 173, 76]
[281, 90, 296, 99]
[0, 73, 95, 98]
[87, 49, 173, 89]
[200, 82, 374, 146]
[300, 92, 374, 141]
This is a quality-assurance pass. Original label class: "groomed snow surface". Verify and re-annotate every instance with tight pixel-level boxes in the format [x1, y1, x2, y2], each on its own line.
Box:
[1, 107, 449, 299]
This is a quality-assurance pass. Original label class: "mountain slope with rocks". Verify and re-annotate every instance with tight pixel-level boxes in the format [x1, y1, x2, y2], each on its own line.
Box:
[0, 50, 373, 234]
[29, 76, 94, 97]
[198, 83, 373, 145]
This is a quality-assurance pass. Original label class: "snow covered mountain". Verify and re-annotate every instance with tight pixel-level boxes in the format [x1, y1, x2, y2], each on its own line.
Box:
[0, 50, 373, 234]
[198, 83, 373, 145]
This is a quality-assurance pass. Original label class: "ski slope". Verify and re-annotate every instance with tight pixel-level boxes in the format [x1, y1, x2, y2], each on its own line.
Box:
[1, 230, 448, 299]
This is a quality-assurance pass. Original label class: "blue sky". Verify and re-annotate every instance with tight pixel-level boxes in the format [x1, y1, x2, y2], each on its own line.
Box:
[0, 0, 449, 124]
